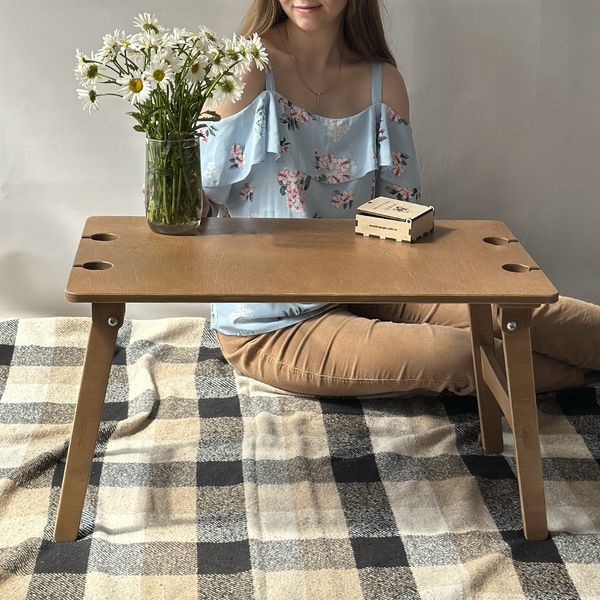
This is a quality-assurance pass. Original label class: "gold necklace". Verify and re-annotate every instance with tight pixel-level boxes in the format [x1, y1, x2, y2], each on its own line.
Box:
[278, 24, 344, 106]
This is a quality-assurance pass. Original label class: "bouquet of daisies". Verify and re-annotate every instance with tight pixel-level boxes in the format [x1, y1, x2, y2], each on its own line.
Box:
[73, 14, 269, 233]
[74, 13, 269, 138]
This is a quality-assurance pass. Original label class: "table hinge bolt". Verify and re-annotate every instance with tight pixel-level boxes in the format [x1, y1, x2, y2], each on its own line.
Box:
[107, 316, 119, 327]
[506, 321, 518, 332]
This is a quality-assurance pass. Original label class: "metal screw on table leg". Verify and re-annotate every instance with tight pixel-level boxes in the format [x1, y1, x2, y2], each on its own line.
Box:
[107, 316, 120, 327]
[506, 321, 518, 332]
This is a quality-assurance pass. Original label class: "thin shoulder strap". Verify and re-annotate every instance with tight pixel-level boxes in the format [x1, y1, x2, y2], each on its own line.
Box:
[371, 62, 383, 104]
[265, 68, 276, 92]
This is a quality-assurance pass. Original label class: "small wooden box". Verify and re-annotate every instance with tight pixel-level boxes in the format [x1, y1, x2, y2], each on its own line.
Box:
[355, 197, 435, 243]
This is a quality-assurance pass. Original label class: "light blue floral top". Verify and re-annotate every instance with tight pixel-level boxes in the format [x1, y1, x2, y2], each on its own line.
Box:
[201, 62, 422, 336]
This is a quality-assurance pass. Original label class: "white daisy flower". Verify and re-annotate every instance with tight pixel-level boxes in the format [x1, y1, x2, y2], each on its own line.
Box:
[131, 30, 162, 51]
[186, 30, 210, 53]
[157, 32, 178, 51]
[156, 35, 174, 51]
[169, 27, 190, 47]
[160, 49, 185, 74]
[133, 12, 160, 34]
[223, 36, 247, 76]
[224, 34, 244, 58]
[75, 50, 103, 85]
[74, 49, 88, 79]
[115, 35, 145, 66]
[187, 54, 210, 85]
[118, 34, 138, 51]
[99, 28, 126, 60]
[247, 33, 269, 71]
[234, 34, 249, 57]
[206, 50, 231, 78]
[117, 71, 152, 105]
[212, 76, 245, 105]
[74, 48, 85, 70]
[144, 57, 175, 91]
[77, 82, 100, 113]
[199, 25, 218, 47]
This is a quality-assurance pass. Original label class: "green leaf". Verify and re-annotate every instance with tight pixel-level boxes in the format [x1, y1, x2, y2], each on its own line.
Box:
[126, 111, 146, 126]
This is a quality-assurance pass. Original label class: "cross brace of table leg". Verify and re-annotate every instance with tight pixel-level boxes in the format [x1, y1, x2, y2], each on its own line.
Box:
[468, 303, 548, 541]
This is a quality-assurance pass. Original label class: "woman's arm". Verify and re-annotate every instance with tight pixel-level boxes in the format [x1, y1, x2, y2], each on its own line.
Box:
[375, 64, 421, 202]
[381, 62, 411, 123]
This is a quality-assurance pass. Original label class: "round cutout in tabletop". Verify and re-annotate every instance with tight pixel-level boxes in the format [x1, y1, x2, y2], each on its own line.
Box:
[483, 236, 517, 245]
[81, 261, 113, 270]
[90, 233, 119, 241]
[502, 263, 539, 273]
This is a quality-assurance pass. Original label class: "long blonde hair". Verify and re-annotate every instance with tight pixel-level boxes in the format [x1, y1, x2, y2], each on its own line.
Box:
[238, 0, 397, 67]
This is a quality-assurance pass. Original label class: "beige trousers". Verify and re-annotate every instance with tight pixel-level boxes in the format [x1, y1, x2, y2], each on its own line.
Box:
[216, 295, 600, 397]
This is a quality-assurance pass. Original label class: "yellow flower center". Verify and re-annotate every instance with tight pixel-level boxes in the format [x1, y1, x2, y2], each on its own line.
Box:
[153, 69, 165, 82]
[129, 78, 143, 93]
[191, 63, 200, 74]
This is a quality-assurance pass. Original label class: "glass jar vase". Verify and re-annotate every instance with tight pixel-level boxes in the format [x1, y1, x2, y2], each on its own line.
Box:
[145, 136, 205, 235]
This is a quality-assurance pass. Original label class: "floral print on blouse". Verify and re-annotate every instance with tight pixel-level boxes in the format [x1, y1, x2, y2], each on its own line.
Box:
[200, 62, 422, 336]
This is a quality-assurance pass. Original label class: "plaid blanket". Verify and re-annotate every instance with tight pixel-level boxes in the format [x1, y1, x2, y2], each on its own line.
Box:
[1, 317, 599, 600]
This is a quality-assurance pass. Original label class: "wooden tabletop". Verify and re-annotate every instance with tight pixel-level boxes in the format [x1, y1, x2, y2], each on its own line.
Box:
[65, 216, 558, 304]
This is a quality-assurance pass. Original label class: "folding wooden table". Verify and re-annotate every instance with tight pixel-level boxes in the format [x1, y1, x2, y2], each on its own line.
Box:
[55, 216, 558, 542]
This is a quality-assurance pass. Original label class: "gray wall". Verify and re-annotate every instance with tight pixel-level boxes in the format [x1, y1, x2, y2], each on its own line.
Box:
[1, 0, 598, 319]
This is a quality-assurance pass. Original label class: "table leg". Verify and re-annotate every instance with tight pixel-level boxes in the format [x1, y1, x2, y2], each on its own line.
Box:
[498, 305, 548, 541]
[468, 304, 504, 453]
[54, 302, 126, 542]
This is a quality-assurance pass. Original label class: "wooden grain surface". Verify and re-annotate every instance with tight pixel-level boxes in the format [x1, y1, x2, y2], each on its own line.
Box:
[65, 216, 559, 304]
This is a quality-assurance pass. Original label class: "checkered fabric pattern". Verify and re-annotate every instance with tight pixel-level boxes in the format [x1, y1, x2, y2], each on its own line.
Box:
[1, 317, 600, 599]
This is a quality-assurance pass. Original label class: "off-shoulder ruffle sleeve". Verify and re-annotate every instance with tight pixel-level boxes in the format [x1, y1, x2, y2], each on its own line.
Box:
[200, 90, 281, 206]
[375, 105, 422, 202]
[200, 92, 422, 207]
